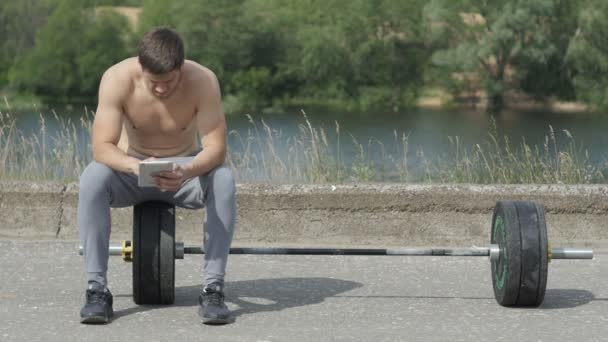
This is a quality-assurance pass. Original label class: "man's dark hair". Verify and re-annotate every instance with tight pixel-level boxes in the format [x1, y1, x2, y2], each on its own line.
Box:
[138, 27, 185, 74]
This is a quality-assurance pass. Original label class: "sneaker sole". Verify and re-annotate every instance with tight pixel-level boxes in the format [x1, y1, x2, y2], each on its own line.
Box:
[80, 314, 112, 324]
[202, 316, 234, 325]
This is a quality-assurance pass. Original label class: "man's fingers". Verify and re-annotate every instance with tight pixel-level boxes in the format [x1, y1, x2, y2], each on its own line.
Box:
[155, 177, 179, 186]
[157, 170, 183, 179]
[155, 176, 183, 191]
[154, 164, 186, 191]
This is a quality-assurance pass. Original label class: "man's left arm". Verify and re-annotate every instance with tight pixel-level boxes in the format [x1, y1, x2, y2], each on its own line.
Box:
[184, 69, 227, 178]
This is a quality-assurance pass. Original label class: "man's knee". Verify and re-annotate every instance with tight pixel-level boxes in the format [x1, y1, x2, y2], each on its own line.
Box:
[79, 162, 115, 197]
[208, 165, 236, 197]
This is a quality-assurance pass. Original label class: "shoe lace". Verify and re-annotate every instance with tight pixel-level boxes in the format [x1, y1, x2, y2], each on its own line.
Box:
[202, 288, 225, 306]
[87, 289, 107, 305]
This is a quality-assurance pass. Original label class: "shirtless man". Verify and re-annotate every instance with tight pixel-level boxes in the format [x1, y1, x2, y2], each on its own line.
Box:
[78, 27, 236, 325]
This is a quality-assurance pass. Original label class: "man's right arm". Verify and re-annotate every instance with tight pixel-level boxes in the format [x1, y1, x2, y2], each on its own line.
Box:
[91, 68, 141, 175]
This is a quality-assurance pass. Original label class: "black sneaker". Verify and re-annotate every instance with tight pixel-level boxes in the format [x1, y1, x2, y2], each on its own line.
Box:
[80, 283, 114, 324]
[198, 283, 234, 325]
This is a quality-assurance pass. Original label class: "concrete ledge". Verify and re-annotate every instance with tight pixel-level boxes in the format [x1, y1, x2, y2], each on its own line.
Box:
[1, 181, 607, 248]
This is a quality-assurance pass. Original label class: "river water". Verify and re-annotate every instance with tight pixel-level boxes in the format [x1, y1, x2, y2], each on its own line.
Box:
[5, 105, 608, 182]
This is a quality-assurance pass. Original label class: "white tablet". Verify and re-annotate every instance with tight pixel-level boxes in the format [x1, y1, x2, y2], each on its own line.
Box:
[137, 157, 195, 187]
[138, 160, 174, 187]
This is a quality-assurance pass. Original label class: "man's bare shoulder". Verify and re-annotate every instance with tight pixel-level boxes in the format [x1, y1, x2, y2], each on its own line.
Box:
[99, 58, 138, 96]
[183, 60, 219, 88]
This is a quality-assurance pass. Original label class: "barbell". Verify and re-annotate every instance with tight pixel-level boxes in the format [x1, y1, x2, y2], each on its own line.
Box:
[78, 200, 593, 307]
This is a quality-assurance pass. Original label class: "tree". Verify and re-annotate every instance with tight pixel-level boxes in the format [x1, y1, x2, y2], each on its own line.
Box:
[138, 0, 289, 111]
[350, 0, 430, 111]
[566, 0, 608, 111]
[425, 0, 559, 112]
[77, 9, 134, 95]
[9, 0, 131, 101]
[137, 0, 179, 31]
[516, 0, 580, 101]
[0, 0, 55, 88]
[136, 0, 431, 112]
[247, 0, 430, 111]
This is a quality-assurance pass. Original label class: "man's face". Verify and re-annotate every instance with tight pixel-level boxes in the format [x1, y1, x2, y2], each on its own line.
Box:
[142, 68, 181, 98]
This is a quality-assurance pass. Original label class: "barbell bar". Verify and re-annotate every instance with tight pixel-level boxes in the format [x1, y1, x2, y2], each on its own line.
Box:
[78, 243, 593, 261]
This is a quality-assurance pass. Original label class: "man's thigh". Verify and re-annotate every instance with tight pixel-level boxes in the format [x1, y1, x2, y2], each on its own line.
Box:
[80, 161, 174, 208]
[173, 176, 205, 209]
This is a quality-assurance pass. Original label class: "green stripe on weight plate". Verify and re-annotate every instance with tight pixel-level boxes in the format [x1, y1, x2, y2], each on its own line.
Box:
[492, 215, 507, 290]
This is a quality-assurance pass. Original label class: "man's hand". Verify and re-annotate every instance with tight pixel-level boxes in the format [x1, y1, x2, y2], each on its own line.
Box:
[131, 159, 142, 177]
[154, 164, 188, 192]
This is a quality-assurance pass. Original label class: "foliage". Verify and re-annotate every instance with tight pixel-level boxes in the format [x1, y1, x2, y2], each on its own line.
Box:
[515, 0, 579, 101]
[566, 0, 608, 111]
[0, 0, 607, 113]
[8, 0, 131, 101]
[137, 0, 283, 111]
[268, 0, 430, 112]
[425, 0, 564, 111]
[0, 0, 56, 87]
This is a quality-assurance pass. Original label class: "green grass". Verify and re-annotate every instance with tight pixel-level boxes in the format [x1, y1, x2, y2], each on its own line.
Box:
[0, 106, 605, 184]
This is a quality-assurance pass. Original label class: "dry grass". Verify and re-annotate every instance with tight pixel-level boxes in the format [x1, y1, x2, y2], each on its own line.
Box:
[0, 107, 605, 184]
[0, 108, 92, 181]
[226, 112, 605, 184]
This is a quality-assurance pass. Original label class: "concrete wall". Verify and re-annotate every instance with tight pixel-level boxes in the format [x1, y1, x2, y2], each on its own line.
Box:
[1, 181, 606, 249]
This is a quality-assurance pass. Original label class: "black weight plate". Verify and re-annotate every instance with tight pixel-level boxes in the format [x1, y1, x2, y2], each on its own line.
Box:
[159, 204, 176, 304]
[133, 202, 176, 305]
[491, 201, 522, 306]
[535, 202, 549, 305]
[515, 201, 548, 306]
[132, 203, 147, 304]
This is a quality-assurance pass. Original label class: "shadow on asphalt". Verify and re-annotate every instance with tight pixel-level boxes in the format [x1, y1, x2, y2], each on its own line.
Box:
[114, 277, 363, 319]
[333, 295, 495, 300]
[540, 289, 604, 309]
[332, 289, 604, 309]
[113, 284, 602, 319]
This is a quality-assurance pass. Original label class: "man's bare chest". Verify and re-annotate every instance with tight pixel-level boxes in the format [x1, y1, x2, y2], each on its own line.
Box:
[123, 90, 196, 134]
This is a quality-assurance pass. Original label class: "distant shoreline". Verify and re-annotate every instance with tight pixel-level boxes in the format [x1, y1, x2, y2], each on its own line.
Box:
[417, 93, 589, 114]
[1, 91, 592, 115]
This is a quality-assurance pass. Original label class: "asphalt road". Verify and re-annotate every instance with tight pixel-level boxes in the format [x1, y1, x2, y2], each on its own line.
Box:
[1, 240, 606, 342]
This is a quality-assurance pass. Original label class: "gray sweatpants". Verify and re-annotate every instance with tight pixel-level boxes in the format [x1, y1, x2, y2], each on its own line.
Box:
[78, 159, 236, 288]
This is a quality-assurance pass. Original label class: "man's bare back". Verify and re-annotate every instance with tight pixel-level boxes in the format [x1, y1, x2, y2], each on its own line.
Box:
[92, 56, 228, 190]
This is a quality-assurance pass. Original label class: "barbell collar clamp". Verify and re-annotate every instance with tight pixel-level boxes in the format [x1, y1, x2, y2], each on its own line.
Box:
[176, 241, 185, 259]
[489, 244, 500, 261]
